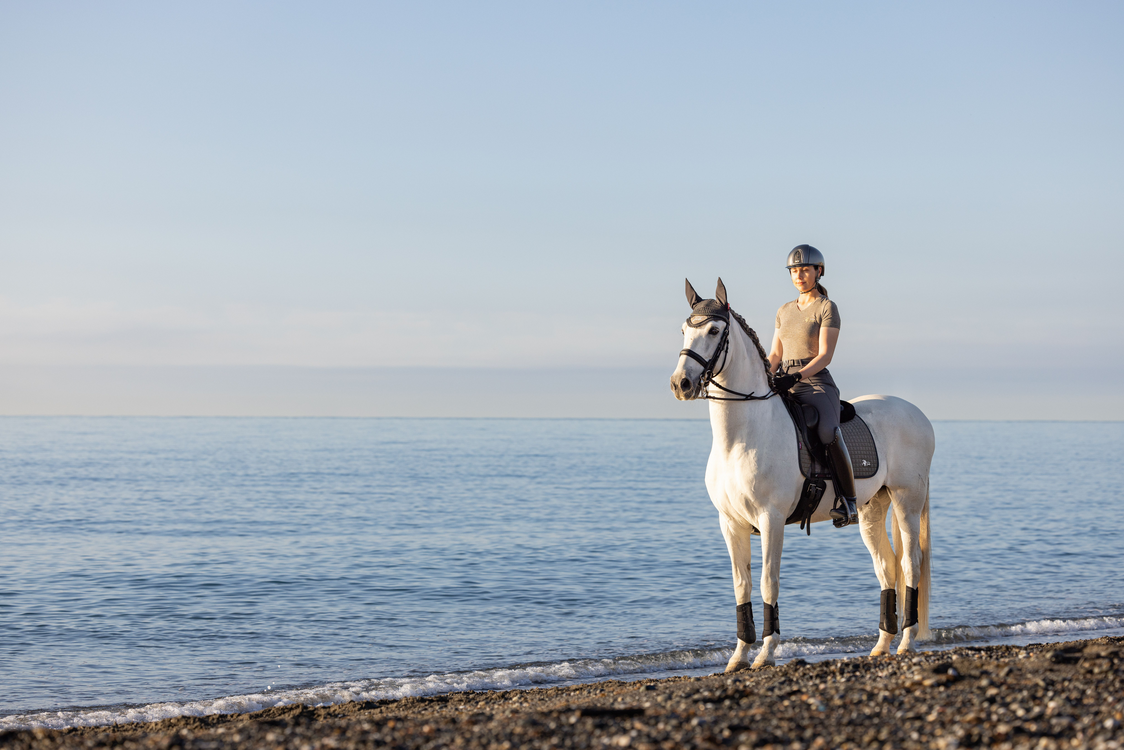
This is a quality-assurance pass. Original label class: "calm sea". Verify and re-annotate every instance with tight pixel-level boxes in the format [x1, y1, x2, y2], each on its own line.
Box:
[1, 417, 1122, 729]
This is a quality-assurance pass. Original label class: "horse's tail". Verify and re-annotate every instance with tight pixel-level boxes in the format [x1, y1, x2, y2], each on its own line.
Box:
[890, 480, 932, 640]
[917, 480, 932, 640]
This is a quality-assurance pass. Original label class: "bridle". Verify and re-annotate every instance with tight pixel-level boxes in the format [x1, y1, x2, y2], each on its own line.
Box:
[680, 308, 776, 402]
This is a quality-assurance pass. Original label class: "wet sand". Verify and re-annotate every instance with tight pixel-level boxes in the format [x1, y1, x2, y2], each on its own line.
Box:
[3, 637, 1121, 749]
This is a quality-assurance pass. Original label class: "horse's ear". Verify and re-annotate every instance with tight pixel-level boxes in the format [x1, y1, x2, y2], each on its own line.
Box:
[685, 279, 701, 308]
[716, 277, 728, 307]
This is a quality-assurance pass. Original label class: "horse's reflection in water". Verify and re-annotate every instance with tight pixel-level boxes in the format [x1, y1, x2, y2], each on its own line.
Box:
[670, 278, 934, 670]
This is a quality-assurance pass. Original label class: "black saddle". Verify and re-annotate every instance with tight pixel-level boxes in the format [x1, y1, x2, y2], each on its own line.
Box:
[782, 396, 877, 480]
[788, 398, 857, 440]
[756, 396, 880, 536]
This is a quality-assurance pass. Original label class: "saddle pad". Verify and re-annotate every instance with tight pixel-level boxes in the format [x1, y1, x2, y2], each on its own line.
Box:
[799, 413, 880, 480]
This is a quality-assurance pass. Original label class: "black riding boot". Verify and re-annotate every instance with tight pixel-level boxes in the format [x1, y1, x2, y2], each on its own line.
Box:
[826, 427, 858, 527]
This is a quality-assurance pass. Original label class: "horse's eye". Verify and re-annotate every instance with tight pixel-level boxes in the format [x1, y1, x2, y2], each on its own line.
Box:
[708, 327, 719, 336]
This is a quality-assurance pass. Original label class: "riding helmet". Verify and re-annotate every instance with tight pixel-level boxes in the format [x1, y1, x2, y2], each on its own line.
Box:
[785, 244, 825, 276]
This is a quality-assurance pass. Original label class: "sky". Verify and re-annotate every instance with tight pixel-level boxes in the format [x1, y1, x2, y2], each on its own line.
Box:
[1, 1, 1121, 418]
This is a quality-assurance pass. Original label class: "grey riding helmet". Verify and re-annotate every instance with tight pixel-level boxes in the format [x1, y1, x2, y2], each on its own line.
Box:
[785, 244, 825, 276]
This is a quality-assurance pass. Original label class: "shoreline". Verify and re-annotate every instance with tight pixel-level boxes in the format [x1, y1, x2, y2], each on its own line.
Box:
[2, 637, 1121, 749]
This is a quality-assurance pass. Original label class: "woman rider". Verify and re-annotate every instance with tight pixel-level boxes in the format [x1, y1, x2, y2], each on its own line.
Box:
[767, 244, 858, 528]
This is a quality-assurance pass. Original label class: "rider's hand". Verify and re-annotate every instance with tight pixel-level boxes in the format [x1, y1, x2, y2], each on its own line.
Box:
[773, 373, 799, 392]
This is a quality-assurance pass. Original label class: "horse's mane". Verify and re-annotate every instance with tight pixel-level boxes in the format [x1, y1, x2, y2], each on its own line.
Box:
[729, 308, 774, 385]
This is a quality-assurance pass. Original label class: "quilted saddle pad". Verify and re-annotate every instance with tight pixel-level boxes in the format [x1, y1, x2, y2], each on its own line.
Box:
[798, 412, 880, 480]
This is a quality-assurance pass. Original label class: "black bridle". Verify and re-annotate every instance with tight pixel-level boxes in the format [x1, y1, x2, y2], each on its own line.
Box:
[680, 310, 776, 402]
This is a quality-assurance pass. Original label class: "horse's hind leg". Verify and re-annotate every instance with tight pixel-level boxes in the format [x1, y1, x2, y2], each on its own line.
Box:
[858, 488, 897, 656]
[890, 480, 928, 654]
[719, 513, 755, 673]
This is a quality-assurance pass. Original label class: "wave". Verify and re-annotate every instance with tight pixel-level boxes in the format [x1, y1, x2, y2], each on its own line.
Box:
[5, 614, 1123, 732]
[931, 614, 1124, 644]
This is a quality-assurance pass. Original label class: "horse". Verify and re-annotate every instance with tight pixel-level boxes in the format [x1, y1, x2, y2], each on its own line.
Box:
[669, 278, 934, 669]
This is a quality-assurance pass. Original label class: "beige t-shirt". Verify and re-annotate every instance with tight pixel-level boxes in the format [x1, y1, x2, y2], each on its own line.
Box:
[775, 297, 840, 361]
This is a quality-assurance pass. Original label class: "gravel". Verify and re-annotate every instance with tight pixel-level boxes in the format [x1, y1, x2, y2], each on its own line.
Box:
[3, 636, 1122, 749]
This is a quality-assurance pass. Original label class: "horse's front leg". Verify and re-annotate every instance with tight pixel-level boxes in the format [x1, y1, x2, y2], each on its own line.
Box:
[718, 513, 755, 673]
[753, 510, 785, 668]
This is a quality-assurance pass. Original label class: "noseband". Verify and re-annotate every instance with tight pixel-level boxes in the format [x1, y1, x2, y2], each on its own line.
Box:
[681, 305, 775, 402]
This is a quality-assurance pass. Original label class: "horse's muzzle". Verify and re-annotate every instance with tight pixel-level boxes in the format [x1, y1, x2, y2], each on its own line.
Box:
[670, 369, 701, 401]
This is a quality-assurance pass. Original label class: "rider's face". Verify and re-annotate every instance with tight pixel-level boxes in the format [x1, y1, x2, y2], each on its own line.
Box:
[790, 265, 820, 293]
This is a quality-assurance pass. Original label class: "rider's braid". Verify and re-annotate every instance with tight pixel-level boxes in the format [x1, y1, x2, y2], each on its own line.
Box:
[729, 309, 774, 385]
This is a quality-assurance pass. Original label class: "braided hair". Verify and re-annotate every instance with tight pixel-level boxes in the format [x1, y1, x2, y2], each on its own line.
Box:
[729, 308, 774, 387]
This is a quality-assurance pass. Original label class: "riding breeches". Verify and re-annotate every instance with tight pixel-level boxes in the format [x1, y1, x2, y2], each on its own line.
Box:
[783, 361, 840, 446]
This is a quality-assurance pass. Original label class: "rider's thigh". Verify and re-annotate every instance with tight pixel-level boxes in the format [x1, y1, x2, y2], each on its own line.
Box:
[790, 377, 840, 445]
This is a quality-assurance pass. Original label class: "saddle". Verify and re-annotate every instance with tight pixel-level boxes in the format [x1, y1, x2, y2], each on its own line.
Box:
[783, 397, 880, 481]
[765, 396, 880, 535]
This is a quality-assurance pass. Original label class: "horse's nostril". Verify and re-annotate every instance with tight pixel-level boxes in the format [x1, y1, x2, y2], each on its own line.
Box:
[680, 378, 691, 391]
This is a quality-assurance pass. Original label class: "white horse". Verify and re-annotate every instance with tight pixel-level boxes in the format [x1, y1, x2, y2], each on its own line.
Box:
[670, 279, 934, 669]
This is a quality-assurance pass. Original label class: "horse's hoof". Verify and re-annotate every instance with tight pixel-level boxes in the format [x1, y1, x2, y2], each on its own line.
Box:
[870, 630, 895, 657]
[751, 661, 775, 670]
[725, 662, 751, 673]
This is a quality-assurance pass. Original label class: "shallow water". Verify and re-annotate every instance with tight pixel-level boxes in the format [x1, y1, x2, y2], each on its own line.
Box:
[1, 417, 1121, 729]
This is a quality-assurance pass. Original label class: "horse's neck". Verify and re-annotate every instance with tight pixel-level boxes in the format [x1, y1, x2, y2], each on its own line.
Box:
[708, 323, 787, 451]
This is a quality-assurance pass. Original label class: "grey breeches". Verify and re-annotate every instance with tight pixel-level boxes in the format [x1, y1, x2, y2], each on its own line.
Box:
[784, 362, 840, 445]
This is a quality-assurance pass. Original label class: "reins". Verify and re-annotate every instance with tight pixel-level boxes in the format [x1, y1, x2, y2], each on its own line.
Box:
[681, 307, 777, 402]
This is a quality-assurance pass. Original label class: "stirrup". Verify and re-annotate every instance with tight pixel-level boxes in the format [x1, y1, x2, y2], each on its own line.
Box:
[831, 497, 857, 528]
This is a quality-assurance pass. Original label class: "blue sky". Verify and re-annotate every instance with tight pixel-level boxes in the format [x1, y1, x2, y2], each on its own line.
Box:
[1, 2, 1121, 418]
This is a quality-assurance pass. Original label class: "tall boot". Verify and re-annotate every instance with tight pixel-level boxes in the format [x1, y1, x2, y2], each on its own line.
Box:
[826, 426, 858, 527]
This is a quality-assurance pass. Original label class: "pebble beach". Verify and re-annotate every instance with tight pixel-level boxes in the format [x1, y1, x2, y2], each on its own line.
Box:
[4, 636, 1121, 750]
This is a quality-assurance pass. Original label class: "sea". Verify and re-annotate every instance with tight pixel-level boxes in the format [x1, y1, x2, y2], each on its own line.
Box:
[1, 417, 1122, 731]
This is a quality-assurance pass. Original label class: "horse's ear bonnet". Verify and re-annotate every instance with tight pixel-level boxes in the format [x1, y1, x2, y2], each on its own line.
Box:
[685, 279, 702, 308]
[685, 277, 729, 327]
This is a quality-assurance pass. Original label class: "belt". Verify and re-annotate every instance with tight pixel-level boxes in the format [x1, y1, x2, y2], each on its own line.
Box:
[784, 358, 812, 367]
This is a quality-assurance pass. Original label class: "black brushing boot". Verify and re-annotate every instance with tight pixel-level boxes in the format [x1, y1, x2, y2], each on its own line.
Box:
[826, 426, 858, 527]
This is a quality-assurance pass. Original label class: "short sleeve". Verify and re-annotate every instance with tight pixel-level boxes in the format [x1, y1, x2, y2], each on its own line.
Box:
[775, 307, 782, 329]
[821, 300, 841, 329]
